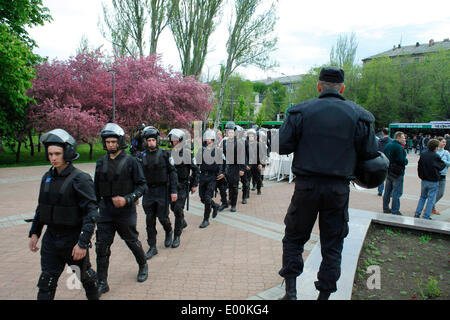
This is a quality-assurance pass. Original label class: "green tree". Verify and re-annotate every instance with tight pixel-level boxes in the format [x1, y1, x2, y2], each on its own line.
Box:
[169, 0, 223, 76]
[214, 0, 278, 128]
[0, 0, 51, 145]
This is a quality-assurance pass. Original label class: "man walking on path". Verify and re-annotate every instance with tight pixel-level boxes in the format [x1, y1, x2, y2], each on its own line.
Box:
[383, 132, 408, 215]
[414, 139, 446, 220]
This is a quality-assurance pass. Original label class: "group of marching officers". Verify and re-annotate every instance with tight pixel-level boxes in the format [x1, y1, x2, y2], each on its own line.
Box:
[28, 120, 270, 300]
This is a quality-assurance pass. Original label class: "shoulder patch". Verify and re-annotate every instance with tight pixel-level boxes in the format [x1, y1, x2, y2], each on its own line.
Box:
[169, 156, 175, 166]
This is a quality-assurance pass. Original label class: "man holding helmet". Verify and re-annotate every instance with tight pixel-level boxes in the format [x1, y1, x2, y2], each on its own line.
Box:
[94, 123, 149, 298]
[168, 128, 199, 248]
[277, 67, 384, 300]
[139, 126, 178, 259]
[195, 129, 224, 228]
[28, 129, 99, 300]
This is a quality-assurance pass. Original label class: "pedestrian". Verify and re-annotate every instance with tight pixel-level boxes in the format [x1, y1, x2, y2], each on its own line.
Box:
[168, 128, 199, 248]
[377, 128, 392, 196]
[431, 137, 450, 215]
[28, 129, 100, 300]
[445, 134, 450, 152]
[383, 131, 408, 216]
[414, 139, 446, 220]
[236, 125, 250, 204]
[129, 123, 146, 156]
[138, 126, 178, 259]
[422, 134, 431, 153]
[196, 129, 224, 228]
[277, 67, 380, 300]
[95, 123, 149, 298]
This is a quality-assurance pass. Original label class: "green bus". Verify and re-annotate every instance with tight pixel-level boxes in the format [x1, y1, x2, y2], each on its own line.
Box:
[388, 121, 450, 138]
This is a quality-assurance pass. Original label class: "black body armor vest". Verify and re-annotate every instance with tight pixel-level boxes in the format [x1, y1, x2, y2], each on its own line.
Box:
[38, 168, 83, 227]
[142, 149, 168, 186]
[97, 154, 135, 197]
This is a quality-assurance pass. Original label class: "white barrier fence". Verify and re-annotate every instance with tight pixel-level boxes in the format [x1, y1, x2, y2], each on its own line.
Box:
[264, 152, 294, 183]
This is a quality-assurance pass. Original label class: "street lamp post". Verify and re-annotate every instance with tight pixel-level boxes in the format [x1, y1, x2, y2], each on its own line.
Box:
[107, 69, 118, 122]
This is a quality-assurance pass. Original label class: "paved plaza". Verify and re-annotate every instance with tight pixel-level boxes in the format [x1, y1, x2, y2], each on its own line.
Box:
[0, 152, 449, 300]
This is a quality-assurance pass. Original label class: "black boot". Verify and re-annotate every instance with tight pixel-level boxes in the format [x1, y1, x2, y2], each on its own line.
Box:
[145, 246, 158, 260]
[318, 291, 331, 300]
[199, 220, 210, 228]
[97, 280, 109, 297]
[165, 230, 173, 248]
[257, 189, 262, 195]
[251, 185, 257, 191]
[137, 263, 148, 282]
[172, 235, 180, 248]
[242, 198, 247, 204]
[218, 203, 228, 211]
[280, 278, 297, 300]
[231, 206, 237, 212]
[212, 202, 219, 218]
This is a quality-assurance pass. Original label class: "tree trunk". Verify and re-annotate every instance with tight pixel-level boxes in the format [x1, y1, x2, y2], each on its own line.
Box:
[38, 133, 41, 152]
[15, 141, 22, 164]
[28, 130, 34, 157]
[89, 143, 93, 160]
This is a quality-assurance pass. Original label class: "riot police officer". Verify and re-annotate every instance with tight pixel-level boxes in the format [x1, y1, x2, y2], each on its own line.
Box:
[129, 123, 146, 156]
[28, 129, 99, 300]
[221, 121, 246, 212]
[236, 125, 250, 204]
[94, 123, 149, 298]
[196, 129, 224, 228]
[278, 67, 380, 300]
[139, 126, 178, 259]
[247, 129, 267, 195]
[168, 128, 199, 248]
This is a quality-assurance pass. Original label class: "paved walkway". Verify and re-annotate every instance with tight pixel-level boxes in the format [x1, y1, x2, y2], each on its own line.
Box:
[0, 152, 449, 300]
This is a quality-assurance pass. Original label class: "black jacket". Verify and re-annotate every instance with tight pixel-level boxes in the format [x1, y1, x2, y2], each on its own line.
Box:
[29, 164, 99, 249]
[279, 90, 378, 179]
[377, 136, 392, 152]
[417, 151, 446, 182]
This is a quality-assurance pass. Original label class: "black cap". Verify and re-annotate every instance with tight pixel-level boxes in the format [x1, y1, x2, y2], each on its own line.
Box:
[319, 66, 345, 83]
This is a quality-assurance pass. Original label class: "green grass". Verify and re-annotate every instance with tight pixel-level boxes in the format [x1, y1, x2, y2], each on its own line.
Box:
[0, 138, 106, 168]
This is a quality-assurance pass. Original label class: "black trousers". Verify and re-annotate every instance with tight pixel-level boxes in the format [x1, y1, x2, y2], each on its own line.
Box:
[216, 176, 228, 205]
[143, 202, 172, 247]
[95, 218, 147, 282]
[38, 229, 97, 300]
[225, 165, 240, 206]
[279, 176, 350, 293]
[250, 165, 262, 190]
[241, 169, 250, 199]
[199, 173, 217, 220]
[170, 182, 188, 236]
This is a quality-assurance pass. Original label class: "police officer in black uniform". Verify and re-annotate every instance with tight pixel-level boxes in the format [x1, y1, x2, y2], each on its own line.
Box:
[196, 129, 224, 228]
[247, 129, 267, 195]
[139, 126, 178, 259]
[94, 123, 149, 298]
[278, 67, 380, 300]
[28, 129, 99, 300]
[129, 123, 146, 156]
[221, 121, 246, 212]
[168, 128, 200, 248]
[236, 125, 251, 204]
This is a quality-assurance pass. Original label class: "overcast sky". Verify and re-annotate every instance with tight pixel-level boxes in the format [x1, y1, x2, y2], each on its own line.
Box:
[28, 0, 449, 81]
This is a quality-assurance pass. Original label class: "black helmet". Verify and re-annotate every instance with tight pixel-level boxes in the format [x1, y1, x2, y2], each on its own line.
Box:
[142, 126, 160, 144]
[353, 152, 389, 189]
[100, 123, 128, 150]
[225, 121, 236, 131]
[40, 128, 80, 162]
[168, 128, 185, 144]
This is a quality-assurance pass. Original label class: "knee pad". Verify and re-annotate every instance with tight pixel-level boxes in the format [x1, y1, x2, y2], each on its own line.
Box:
[95, 243, 111, 257]
[37, 272, 58, 292]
